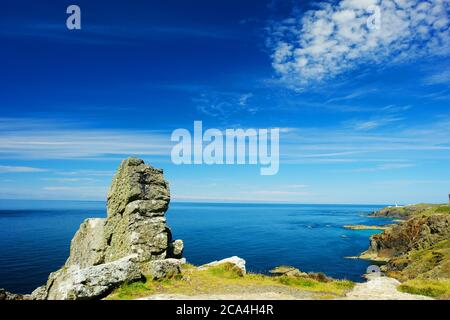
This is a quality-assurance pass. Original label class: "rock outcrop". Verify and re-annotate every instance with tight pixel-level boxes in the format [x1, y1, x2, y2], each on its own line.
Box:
[201, 256, 247, 275]
[362, 212, 450, 283]
[31, 158, 184, 300]
[0, 289, 27, 300]
[269, 266, 307, 277]
[365, 214, 450, 259]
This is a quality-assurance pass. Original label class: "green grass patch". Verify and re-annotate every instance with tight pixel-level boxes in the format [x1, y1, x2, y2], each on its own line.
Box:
[398, 279, 450, 299]
[107, 263, 355, 300]
[207, 262, 244, 278]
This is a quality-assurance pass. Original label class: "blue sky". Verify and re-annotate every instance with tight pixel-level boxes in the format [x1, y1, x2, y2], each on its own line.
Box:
[0, 0, 449, 204]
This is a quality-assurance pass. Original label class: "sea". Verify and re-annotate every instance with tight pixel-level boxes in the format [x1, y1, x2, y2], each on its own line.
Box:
[0, 200, 392, 294]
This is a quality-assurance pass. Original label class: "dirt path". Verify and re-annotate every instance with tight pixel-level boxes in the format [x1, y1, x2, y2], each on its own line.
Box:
[139, 284, 317, 300]
[139, 277, 433, 300]
[140, 292, 307, 300]
[344, 276, 433, 300]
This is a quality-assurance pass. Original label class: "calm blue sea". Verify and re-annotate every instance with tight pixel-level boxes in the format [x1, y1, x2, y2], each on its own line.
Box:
[0, 200, 391, 294]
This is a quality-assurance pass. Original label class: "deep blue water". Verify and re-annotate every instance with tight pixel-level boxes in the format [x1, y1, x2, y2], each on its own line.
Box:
[0, 200, 392, 294]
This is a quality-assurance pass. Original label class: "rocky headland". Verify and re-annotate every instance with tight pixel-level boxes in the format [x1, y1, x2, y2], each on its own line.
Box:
[359, 203, 450, 299]
[369, 203, 449, 219]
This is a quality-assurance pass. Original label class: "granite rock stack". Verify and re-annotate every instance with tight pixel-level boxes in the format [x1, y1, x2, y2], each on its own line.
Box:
[31, 158, 184, 300]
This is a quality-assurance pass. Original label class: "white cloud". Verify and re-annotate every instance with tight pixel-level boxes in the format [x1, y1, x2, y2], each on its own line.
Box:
[0, 165, 47, 173]
[279, 116, 450, 164]
[268, 0, 450, 88]
[346, 116, 403, 131]
[41, 177, 98, 183]
[239, 93, 253, 106]
[0, 118, 171, 160]
[340, 163, 416, 173]
[243, 190, 311, 196]
[423, 66, 450, 85]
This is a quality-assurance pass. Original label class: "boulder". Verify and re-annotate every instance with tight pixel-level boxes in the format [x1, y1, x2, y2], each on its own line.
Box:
[32, 255, 142, 300]
[269, 266, 307, 277]
[142, 258, 186, 280]
[168, 239, 184, 258]
[201, 256, 246, 275]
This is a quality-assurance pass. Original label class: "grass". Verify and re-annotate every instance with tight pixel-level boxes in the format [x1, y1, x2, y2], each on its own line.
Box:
[107, 263, 355, 300]
[387, 238, 450, 299]
[387, 239, 450, 282]
[398, 279, 450, 299]
[420, 204, 450, 216]
[381, 204, 449, 218]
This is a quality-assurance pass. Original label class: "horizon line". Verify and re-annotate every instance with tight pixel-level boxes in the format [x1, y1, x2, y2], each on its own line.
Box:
[0, 198, 434, 207]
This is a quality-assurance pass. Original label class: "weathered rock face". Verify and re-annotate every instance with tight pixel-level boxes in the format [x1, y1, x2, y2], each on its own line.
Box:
[104, 158, 172, 262]
[362, 213, 450, 281]
[66, 218, 106, 269]
[31, 158, 184, 300]
[142, 258, 186, 280]
[367, 214, 450, 258]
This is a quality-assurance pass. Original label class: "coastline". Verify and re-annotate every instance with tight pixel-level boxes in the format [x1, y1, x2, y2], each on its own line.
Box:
[1, 181, 448, 300]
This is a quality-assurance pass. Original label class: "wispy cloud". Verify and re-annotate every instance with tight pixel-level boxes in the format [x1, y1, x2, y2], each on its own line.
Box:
[1, 116, 449, 171]
[41, 177, 98, 183]
[0, 22, 240, 46]
[280, 117, 450, 164]
[346, 116, 403, 131]
[339, 163, 415, 173]
[373, 179, 450, 187]
[423, 66, 450, 85]
[0, 118, 171, 160]
[268, 0, 450, 88]
[0, 165, 47, 173]
[243, 190, 311, 196]
[55, 170, 115, 177]
[325, 87, 378, 103]
[195, 91, 257, 117]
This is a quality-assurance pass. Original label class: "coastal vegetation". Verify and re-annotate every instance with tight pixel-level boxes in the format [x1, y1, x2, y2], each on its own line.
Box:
[107, 262, 355, 300]
[370, 203, 449, 219]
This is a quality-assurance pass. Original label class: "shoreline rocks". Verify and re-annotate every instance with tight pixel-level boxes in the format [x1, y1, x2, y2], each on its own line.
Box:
[31, 158, 184, 300]
[0, 289, 28, 301]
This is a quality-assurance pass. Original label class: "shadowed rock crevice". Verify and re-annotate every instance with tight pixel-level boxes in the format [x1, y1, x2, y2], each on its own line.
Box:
[31, 158, 184, 300]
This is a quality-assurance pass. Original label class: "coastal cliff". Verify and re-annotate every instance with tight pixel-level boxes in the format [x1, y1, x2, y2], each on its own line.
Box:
[362, 204, 450, 298]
